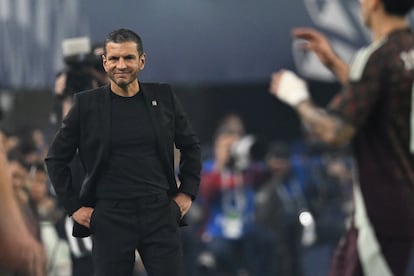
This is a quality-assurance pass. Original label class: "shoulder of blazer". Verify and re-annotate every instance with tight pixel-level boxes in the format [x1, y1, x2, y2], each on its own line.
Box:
[140, 82, 171, 96]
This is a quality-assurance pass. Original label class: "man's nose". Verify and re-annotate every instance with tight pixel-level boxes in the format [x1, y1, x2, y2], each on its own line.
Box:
[117, 58, 127, 69]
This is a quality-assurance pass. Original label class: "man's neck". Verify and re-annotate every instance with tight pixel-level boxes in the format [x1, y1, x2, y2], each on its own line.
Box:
[110, 81, 140, 97]
[371, 15, 409, 41]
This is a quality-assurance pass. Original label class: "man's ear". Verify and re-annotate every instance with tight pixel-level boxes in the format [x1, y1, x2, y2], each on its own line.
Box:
[139, 53, 146, 70]
[102, 55, 108, 72]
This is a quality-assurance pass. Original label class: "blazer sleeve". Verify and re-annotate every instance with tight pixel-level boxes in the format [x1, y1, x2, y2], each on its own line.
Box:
[45, 94, 82, 215]
[171, 88, 202, 199]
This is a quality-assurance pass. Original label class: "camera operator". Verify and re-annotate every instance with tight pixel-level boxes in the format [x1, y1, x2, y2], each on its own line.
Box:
[50, 37, 108, 130]
[90, 42, 109, 88]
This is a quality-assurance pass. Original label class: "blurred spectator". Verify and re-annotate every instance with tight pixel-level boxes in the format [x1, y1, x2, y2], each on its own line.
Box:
[198, 115, 271, 275]
[0, 132, 46, 276]
[255, 141, 311, 276]
[18, 133, 39, 165]
[28, 162, 72, 276]
[8, 149, 41, 241]
[31, 128, 49, 163]
[311, 149, 353, 245]
[297, 144, 353, 276]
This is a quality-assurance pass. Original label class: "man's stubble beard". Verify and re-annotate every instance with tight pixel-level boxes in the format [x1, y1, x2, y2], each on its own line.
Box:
[111, 75, 137, 89]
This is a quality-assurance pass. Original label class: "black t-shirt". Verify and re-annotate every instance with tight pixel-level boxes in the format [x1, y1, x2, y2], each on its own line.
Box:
[96, 90, 169, 199]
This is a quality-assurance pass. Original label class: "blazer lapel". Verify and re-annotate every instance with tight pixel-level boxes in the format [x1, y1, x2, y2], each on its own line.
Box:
[138, 83, 179, 194]
[141, 83, 171, 172]
[141, 83, 164, 146]
[100, 85, 111, 162]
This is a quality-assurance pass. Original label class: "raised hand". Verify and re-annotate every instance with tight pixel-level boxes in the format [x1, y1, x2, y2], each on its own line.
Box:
[292, 27, 349, 84]
[269, 70, 310, 107]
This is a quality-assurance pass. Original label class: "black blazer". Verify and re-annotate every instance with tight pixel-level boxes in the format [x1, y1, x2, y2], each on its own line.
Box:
[45, 82, 201, 237]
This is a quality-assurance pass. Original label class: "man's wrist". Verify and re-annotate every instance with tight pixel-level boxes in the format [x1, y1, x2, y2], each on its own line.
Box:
[295, 99, 313, 111]
[177, 191, 194, 201]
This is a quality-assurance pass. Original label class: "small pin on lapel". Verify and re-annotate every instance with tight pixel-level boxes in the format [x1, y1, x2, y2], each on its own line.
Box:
[151, 100, 157, 106]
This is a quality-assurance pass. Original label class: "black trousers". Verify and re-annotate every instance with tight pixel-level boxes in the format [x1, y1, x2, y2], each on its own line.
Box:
[90, 194, 184, 276]
[72, 255, 94, 276]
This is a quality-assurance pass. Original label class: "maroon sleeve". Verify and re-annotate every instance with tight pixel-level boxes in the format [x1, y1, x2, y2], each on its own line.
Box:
[328, 43, 385, 129]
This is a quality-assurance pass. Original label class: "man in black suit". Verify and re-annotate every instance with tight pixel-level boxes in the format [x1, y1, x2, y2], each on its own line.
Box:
[45, 28, 201, 276]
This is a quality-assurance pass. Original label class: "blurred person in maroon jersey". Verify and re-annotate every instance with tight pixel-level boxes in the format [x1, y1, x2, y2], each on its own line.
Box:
[269, 0, 414, 275]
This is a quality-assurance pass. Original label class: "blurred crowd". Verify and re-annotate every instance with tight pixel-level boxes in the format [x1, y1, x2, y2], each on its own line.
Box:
[181, 113, 354, 276]
[0, 36, 105, 276]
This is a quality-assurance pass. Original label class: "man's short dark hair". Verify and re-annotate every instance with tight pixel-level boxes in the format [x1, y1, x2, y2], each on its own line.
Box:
[382, 0, 414, 16]
[104, 28, 144, 56]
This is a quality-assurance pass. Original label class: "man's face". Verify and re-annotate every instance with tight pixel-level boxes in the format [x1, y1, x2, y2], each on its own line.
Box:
[103, 41, 145, 89]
